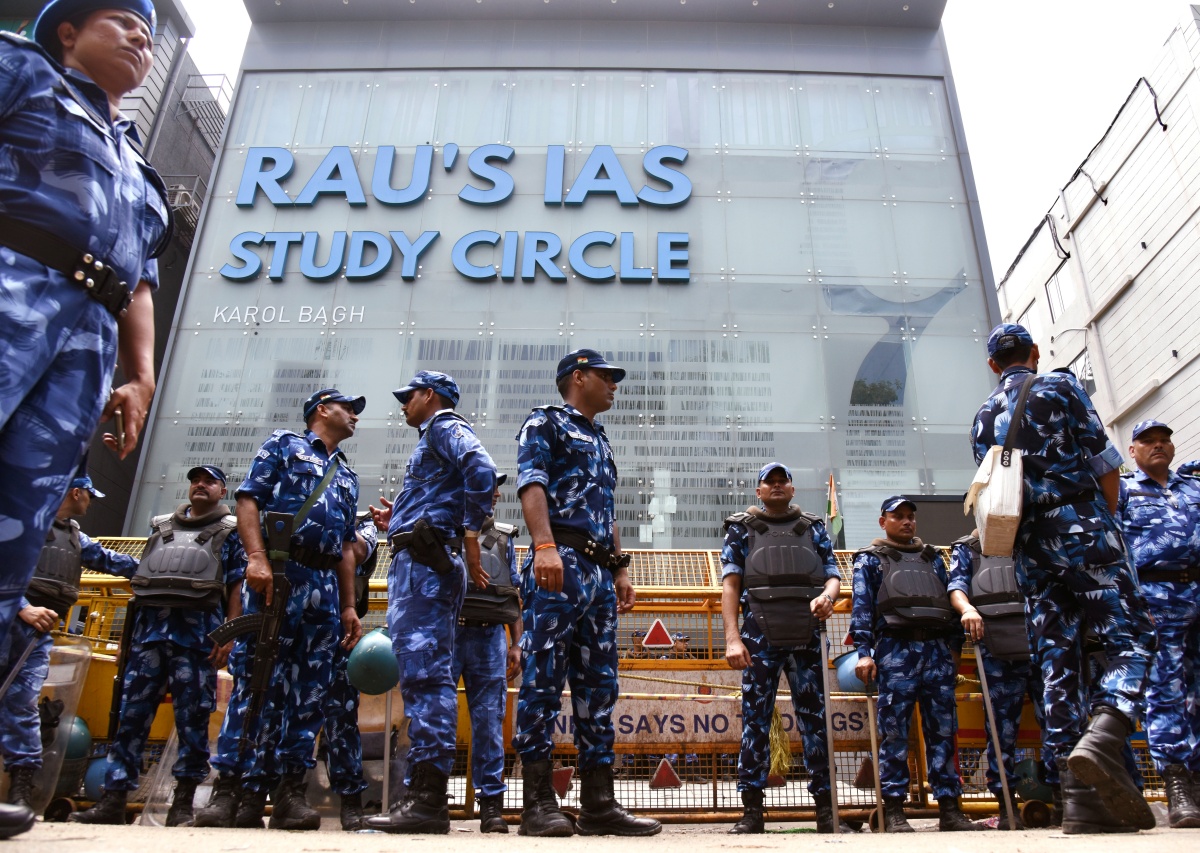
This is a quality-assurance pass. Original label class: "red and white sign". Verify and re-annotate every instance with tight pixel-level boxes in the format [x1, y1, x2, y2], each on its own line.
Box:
[641, 618, 674, 650]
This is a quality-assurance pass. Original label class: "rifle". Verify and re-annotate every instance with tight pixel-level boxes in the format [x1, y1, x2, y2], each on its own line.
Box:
[107, 601, 138, 741]
[209, 511, 294, 764]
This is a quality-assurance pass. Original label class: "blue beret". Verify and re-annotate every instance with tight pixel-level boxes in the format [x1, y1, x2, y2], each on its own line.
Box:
[393, 371, 461, 407]
[33, 0, 157, 52]
[986, 323, 1034, 357]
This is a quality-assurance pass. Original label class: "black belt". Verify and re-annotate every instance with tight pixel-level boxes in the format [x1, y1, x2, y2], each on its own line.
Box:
[883, 627, 952, 642]
[549, 525, 629, 571]
[389, 531, 463, 553]
[287, 545, 340, 571]
[0, 214, 133, 318]
[1140, 568, 1196, 584]
[458, 618, 502, 629]
[1029, 491, 1097, 513]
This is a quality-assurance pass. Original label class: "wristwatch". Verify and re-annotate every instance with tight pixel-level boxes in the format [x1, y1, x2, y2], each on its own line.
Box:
[612, 552, 632, 571]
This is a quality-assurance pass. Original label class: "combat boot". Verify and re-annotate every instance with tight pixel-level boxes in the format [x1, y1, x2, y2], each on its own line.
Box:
[1067, 706, 1155, 830]
[478, 794, 508, 833]
[883, 797, 914, 832]
[6, 767, 34, 808]
[729, 788, 764, 834]
[517, 759, 573, 837]
[1162, 764, 1200, 829]
[233, 786, 267, 828]
[0, 804, 34, 839]
[193, 775, 239, 827]
[994, 792, 1023, 830]
[69, 789, 127, 824]
[364, 761, 449, 833]
[1058, 759, 1136, 834]
[269, 773, 320, 830]
[339, 792, 364, 831]
[814, 791, 858, 833]
[937, 796, 984, 831]
[1050, 788, 1062, 827]
[577, 764, 662, 836]
[166, 779, 198, 827]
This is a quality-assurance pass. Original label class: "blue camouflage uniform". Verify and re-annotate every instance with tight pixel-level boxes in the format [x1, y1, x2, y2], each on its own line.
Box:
[512, 404, 620, 769]
[0, 33, 169, 645]
[322, 515, 378, 797]
[721, 518, 840, 795]
[387, 411, 495, 779]
[971, 366, 1156, 775]
[451, 519, 518, 798]
[104, 525, 246, 791]
[1117, 466, 1200, 776]
[851, 544, 963, 801]
[947, 542, 1043, 798]
[0, 530, 137, 771]
[211, 429, 359, 792]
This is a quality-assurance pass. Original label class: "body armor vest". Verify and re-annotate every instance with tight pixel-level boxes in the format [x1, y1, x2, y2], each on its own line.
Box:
[871, 542, 955, 632]
[130, 506, 236, 609]
[26, 519, 84, 614]
[957, 534, 1030, 660]
[726, 507, 826, 648]
[460, 519, 521, 626]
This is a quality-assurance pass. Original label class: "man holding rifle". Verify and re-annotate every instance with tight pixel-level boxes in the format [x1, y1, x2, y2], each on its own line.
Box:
[195, 389, 364, 830]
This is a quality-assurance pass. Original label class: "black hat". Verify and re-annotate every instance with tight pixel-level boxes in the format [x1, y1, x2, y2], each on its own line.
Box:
[555, 348, 626, 383]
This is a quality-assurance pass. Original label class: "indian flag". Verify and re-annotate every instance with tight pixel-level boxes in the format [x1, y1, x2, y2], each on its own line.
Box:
[825, 473, 843, 542]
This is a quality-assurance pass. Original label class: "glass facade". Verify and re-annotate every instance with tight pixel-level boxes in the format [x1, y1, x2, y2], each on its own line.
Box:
[134, 68, 996, 548]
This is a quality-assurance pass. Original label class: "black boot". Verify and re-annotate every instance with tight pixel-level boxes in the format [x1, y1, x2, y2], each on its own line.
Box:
[364, 761, 449, 834]
[576, 764, 661, 836]
[69, 789, 127, 824]
[814, 791, 858, 833]
[269, 773, 320, 830]
[234, 786, 267, 829]
[1163, 764, 1200, 829]
[938, 796, 984, 831]
[166, 779, 198, 827]
[478, 794, 508, 833]
[339, 792, 364, 831]
[7, 767, 34, 808]
[193, 775, 240, 828]
[1059, 759, 1137, 835]
[729, 788, 763, 834]
[883, 797, 913, 833]
[0, 803, 34, 839]
[994, 792, 1023, 830]
[517, 759, 573, 837]
[1050, 788, 1063, 827]
[1067, 707, 1155, 830]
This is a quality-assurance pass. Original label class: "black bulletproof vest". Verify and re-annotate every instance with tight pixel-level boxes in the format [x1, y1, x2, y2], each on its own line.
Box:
[460, 519, 521, 626]
[130, 507, 235, 609]
[872, 544, 955, 631]
[958, 534, 1030, 660]
[26, 520, 83, 614]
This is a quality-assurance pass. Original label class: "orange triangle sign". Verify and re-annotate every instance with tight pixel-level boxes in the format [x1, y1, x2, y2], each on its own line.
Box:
[649, 757, 682, 789]
[642, 618, 674, 650]
[552, 766, 575, 799]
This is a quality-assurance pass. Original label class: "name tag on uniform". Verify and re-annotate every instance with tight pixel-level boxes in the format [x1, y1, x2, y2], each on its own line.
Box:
[296, 453, 324, 466]
[567, 431, 594, 444]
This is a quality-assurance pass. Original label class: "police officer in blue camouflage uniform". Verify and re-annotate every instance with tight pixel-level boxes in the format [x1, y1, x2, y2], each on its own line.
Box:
[948, 528, 1041, 830]
[365, 371, 496, 834]
[320, 511, 378, 831]
[851, 496, 982, 833]
[1, 476, 135, 818]
[1117, 419, 1200, 828]
[452, 473, 524, 833]
[972, 324, 1157, 834]
[72, 466, 246, 826]
[511, 348, 660, 838]
[0, 6, 170, 748]
[720, 462, 846, 834]
[194, 389, 364, 831]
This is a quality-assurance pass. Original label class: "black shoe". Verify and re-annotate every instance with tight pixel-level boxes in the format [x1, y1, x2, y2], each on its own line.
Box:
[883, 798, 914, 833]
[1050, 788, 1063, 827]
[1067, 707, 1155, 830]
[517, 759, 574, 837]
[193, 775, 240, 828]
[364, 762, 449, 834]
[1058, 758, 1137, 835]
[937, 796, 985, 831]
[729, 788, 764, 834]
[814, 790, 858, 833]
[69, 789, 127, 825]
[0, 803, 34, 839]
[1163, 764, 1200, 829]
[994, 792, 1024, 830]
[166, 779, 198, 827]
[478, 794, 508, 833]
[339, 792, 365, 831]
[269, 773, 320, 830]
[576, 764, 661, 836]
[6, 767, 35, 809]
[234, 787, 268, 829]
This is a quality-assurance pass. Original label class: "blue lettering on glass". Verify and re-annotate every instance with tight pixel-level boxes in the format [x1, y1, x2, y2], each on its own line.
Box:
[459, 144, 515, 205]
[345, 231, 392, 280]
[372, 145, 432, 205]
[237, 147, 294, 207]
[521, 232, 567, 282]
[452, 230, 501, 280]
[220, 231, 265, 280]
[565, 145, 639, 206]
[657, 232, 690, 283]
[638, 146, 692, 207]
[543, 144, 565, 205]
[389, 231, 440, 280]
[619, 232, 653, 283]
[442, 143, 459, 171]
[500, 231, 519, 280]
[569, 231, 617, 282]
[264, 232, 303, 280]
[294, 147, 367, 206]
[299, 231, 346, 280]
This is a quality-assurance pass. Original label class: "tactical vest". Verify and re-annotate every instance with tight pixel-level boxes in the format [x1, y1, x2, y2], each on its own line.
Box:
[26, 520, 84, 614]
[870, 542, 955, 633]
[459, 520, 521, 626]
[129, 506, 237, 609]
[353, 512, 379, 618]
[726, 507, 827, 648]
[957, 534, 1030, 660]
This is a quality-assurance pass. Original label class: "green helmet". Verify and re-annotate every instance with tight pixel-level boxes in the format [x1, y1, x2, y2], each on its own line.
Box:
[65, 715, 92, 759]
[347, 628, 399, 695]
